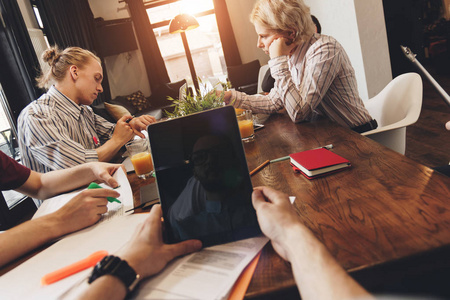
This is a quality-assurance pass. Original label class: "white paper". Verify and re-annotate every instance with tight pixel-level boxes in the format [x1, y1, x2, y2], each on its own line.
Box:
[0, 213, 149, 300]
[122, 156, 134, 173]
[132, 236, 268, 300]
[32, 168, 133, 222]
[0, 215, 267, 300]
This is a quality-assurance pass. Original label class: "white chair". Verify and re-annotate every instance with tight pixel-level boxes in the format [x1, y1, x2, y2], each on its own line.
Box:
[362, 72, 423, 155]
[257, 64, 270, 94]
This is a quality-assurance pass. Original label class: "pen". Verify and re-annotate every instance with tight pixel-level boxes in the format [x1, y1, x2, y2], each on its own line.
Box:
[126, 116, 135, 123]
[124, 198, 160, 213]
[41, 250, 108, 285]
[87, 182, 122, 203]
[93, 136, 100, 147]
[250, 160, 270, 176]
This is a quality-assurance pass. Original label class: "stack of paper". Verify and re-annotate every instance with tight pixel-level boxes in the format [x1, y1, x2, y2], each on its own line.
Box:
[32, 168, 134, 222]
[0, 165, 268, 299]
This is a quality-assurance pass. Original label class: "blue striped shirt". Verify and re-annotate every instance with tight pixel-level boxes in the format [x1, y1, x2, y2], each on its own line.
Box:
[18, 86, 114, 173]
[232, 34, 373, 128]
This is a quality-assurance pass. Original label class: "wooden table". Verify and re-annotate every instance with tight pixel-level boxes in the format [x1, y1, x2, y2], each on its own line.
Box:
[2, 113, 449, 298]
[239, 114, 450, 298]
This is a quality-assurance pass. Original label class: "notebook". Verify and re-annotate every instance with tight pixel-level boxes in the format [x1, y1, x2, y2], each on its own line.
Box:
[290, 148, 351, 179]
[146, 106, 261, 247]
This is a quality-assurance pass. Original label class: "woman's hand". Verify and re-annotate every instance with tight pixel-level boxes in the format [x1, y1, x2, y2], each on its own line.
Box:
[215, 90, 233, 105]
[269, 37, 297, 59]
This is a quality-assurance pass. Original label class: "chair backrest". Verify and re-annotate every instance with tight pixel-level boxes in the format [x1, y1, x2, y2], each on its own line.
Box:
[257, 64, 270, 94]
[362, 72, 423, 154]
[363, 73, 422, 129]
[227, 59, 261, 94]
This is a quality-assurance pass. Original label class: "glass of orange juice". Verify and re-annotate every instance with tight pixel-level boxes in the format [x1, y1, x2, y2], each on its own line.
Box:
[234, 108, 245, 116]
[237, 110, 255, 142]
[125, 139, 154, 179]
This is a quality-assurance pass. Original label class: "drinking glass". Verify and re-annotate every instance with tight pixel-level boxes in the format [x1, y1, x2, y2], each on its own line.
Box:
[237, 110, 255, 142]
[125, 139, 154, 179]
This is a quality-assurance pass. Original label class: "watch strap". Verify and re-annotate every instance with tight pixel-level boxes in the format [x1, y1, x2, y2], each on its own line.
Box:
[89, 255, 140, 293]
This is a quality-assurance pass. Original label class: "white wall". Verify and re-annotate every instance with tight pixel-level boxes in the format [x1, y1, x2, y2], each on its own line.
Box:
[354, 0, 392, 98]
[225, 0, 268, 66]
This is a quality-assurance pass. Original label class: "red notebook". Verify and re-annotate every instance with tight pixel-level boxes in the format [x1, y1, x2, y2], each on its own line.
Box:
[289, 148, 351, 179]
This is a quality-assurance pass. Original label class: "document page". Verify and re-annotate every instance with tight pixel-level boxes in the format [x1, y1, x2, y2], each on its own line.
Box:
[32, 168, 133, 222]
[133, 236, 268, 300]
[0, 213, 149, 300]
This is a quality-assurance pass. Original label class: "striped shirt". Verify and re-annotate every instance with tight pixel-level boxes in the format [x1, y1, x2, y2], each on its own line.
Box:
[231, 34, 373, 128]
[17, 86, 114, 173]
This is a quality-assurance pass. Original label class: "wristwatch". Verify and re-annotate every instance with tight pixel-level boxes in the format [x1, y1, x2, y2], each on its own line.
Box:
[88, 255, 140, 293]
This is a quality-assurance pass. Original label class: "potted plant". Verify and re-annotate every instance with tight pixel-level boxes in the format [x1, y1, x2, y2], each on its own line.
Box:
[165, 80, 232, 118]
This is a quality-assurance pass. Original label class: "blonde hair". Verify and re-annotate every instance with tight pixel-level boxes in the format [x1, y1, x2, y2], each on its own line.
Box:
[250, 0, 315, 43]
[36, 46, 101, 89]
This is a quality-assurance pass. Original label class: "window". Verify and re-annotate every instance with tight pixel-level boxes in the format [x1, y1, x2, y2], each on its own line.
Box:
[146, 0, 227, 90]
[0, 84, 18, 160]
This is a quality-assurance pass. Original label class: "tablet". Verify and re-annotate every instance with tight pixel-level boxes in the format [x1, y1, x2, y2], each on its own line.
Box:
[147, 106, 261, 247]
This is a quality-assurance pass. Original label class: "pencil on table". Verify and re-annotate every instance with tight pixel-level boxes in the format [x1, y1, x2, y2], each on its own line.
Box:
[250, 160, 270, 176]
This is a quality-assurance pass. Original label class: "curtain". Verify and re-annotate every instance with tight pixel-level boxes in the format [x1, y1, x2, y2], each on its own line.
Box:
[0, 0, 42, 125]
[125, 0, 170, 91]
[34, 0, 111, 104]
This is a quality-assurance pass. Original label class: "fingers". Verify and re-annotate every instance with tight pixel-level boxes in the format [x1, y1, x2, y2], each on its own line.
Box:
[129, 116, 155, 138]
[147, 204, 164, 240]
[253, 186, 289, 205]
[117, 115, 133, 123]
[132, 128, 145, 139]
[81, 188, 120, 199]
[167, 239, 202, 259]
[251, 188, 267, 211]
[141, 115, 156, 124]
[223, 91, 232, 105]
[98, 167, 120, 188]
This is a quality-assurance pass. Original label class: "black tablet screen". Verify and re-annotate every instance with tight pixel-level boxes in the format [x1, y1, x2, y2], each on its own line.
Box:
[147, 106, 260, 247]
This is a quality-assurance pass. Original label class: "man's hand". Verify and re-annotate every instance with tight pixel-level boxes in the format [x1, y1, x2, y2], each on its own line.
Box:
[129, 115, 157, 138]
[252, 186, 304, 261]
[112, 115, 135, 145]
[88, 162, 121, 188]
[53, 188, 120, 234]
[268, 37, 297, 59]
[118, 205, 202, 278]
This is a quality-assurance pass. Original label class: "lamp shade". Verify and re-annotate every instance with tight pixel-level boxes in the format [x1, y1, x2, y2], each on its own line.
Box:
[169, 14, 199, 34]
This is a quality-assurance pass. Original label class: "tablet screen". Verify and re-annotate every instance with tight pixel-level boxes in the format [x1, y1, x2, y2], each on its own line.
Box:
[147, 106, 260, 247]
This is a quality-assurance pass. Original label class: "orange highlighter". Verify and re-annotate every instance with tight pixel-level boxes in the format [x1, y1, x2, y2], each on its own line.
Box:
[41, 250, 108, 285]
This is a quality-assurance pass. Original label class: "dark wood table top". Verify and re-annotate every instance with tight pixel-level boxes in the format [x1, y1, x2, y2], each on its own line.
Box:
[240, 113, 450, 298]
[2, 113, 449, 298]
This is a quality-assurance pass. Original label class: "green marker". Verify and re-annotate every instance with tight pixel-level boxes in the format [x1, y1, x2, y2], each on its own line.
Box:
[87, 182, 121, 203]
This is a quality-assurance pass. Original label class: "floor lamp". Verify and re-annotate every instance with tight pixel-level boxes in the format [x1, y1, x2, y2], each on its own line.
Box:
[169, 13, 200, 92]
